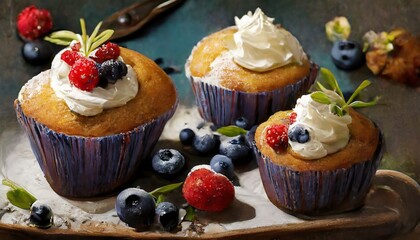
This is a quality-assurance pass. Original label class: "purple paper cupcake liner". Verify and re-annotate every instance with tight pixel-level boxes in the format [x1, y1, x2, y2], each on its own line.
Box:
[15, 101, 177, 198]
[248, 128, 384, 216]
[190, 62, 319, 127]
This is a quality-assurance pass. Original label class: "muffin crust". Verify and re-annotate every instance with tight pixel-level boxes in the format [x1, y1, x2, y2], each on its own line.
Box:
[17, 48, 177, 137]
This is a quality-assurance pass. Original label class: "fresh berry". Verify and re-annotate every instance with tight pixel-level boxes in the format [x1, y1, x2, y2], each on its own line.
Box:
[98, 59, 128, 84]
[289, 112, 297, 124]
[182, 166, 235, 212]
[179, 128, 195, 145]
[155, 202, 179, 231]
[21, 40, 53, 65]
[219, 135, 250, 161]
[331, 40, 364, 70]
[17, 5, 53, 41]
[288, 124, 310, 143]
[115, 188, 156, 229]
[29, 201, 53, 229]
[151, 149, 186, 177]
[92, 42, 120, 63]
[69, 58, 100, 91]
[265, 124, 288, 152]
[235, 117, 249, 129]
[61, 50, 82, 66]
[209, 155, 234, 180]
[192, 134, 219, 155]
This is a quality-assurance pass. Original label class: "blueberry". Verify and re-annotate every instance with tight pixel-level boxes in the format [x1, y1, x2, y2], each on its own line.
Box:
[210, 154, 234, 180]
[288, 124, 310, 143]
[29, 201, 53, 229]
[22, 40, 53, 65]
[235, 117, 249, 130]
[99, 59, 128, 83]
[192, 134, 219, 155]
[115, 188, 156, 229]
[219, 135, 250, 161]
[155, 202, 179, 231]
[331, 40, 364, 70]
[179, 128, 195, 145]
[152, 149, 186, 177]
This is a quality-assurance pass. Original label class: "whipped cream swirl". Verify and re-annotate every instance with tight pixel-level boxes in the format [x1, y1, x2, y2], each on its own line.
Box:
[228, 8, 306, 72]
[289, 91, 352, 159]
[50, 48, 138, 116]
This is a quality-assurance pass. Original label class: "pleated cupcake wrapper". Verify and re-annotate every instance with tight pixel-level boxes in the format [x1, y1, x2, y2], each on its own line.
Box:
[190, 62, 319, 127]
[248, 129, 384, 215]
[15, 101, 177, 198]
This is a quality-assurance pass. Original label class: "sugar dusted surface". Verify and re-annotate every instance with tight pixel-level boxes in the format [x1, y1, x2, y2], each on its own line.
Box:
[0, 105, 303, 236]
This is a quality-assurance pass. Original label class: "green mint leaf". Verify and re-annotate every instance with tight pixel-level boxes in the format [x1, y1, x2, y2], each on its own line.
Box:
[320, 68, 344, 99]
[346, 80, 372, 105]
[156, 194, 166, 204]
[183, 205, 196, 222]
[89, 30, 114, 52]
[348, 98, 379, 109]
[216, 125, 248, 137]
[2, 179, 37, 210]
[44, 30, 78, 46]
[311, 92, 332, 104]
[149, 182, 183, 199]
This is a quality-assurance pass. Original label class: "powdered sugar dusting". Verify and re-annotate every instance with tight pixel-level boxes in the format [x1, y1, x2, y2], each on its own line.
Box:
[18, 70, 50, 102]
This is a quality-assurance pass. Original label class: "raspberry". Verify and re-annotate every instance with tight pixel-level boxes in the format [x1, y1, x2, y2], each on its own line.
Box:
[91, 42, 120, 63]
[17, 5, 53, 41]
[68, 58, 99, 92]
[182, 166, 235, 212]
[61, 50, 82, 66]
[265, 124, 288, 152]
[289, 112, 297, 124]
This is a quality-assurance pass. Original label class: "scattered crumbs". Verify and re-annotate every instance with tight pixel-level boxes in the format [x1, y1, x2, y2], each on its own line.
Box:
[186, 219, 205, 234]
[196, 122, 205, 129]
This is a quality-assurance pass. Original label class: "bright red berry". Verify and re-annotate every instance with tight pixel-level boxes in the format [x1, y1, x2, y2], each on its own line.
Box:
[17, 5, 53, 41]
[182, 166, 235, 212]
[61, 50, 82, 66]
[68, 58, 99, 92]
[265, 124, 289, 152]
[289, 112, 297, 125]
[91, 42, 120, 63]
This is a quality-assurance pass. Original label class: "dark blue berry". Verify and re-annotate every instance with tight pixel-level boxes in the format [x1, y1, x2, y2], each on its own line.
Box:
[288, 125, 310, 143]
[99, 59, 128, 83]
[192, 134, 219, 155]
[29, 201, 53, 229]
[22, 40, 53, 65]
[219, 135, 250, 161]
[155, 202, 179, 231]
[331, 40, 364, 70]
[235, 117, 249, 129]
[179, 128, 195, 145]
[210, 154, 234, 180]
[151, 149, 185, 177]
[115, 188, 156, 229]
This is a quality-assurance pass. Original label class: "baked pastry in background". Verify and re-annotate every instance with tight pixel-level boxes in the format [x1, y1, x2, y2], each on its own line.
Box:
[15, 21, 177, 198]
[250, 68, 383, 215]
[185, 8, 318, 128]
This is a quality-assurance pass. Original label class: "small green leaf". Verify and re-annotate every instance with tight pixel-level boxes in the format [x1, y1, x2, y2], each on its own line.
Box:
[346, 80, 372, 105]
[89, 30, 114, 52]
[149, 182, 183, 199]
[156, 194, 166, 204]
[183, 205, 196, 222]
[311, 92, 332, 104]
[2, 179, 37, 210]
[320, 68, 344, 99]
[216, 125, 248, 137]
[348, 98, 379, 109]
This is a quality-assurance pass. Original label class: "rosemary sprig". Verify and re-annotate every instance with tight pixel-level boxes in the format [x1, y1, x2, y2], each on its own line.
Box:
[311, 68, 379, 116]
[44, 18, 114, 57]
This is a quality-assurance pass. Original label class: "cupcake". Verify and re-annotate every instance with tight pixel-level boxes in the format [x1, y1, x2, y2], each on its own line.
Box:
[185, 8, 318, 128]
[14, 20, 177, 198]
[250, 68, 382, 215]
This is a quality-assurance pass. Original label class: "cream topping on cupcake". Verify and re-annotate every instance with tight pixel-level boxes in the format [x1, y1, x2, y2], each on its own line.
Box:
[50, 47, 138, 117]
[228, 8, 306, 72]
[288, 91, 352, 159]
